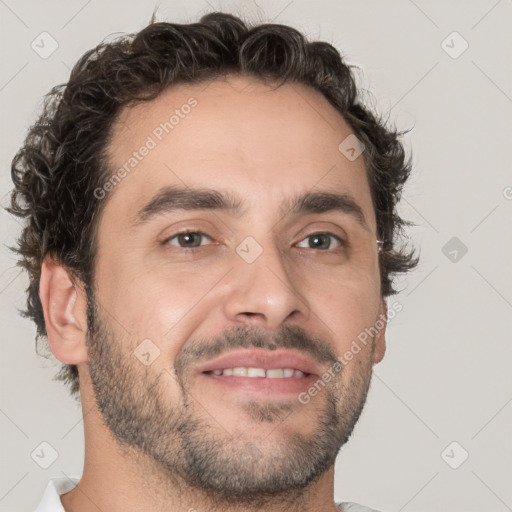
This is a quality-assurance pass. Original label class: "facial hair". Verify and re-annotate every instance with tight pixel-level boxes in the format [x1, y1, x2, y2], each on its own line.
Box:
[85, 286, 375, 507]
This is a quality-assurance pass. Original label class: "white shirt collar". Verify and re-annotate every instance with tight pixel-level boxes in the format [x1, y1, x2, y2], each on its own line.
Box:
[34, 477, 80, 512]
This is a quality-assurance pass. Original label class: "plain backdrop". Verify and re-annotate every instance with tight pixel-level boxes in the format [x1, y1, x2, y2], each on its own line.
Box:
[1, 1, 511, 511]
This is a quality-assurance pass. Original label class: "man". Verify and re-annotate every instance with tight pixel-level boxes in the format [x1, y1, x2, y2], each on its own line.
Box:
[9, 11, 417, 512]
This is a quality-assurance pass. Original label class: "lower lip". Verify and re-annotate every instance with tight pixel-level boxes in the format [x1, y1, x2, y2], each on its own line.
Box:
[199, 372, 318, 395]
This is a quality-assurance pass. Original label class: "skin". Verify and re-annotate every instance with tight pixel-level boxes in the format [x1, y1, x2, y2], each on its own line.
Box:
[39, 75, 387, 512]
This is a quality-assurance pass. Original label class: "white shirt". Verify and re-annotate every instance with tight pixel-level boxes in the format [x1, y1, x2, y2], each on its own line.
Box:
[34, 477, 80, 512]
[34, 477, 382, 512]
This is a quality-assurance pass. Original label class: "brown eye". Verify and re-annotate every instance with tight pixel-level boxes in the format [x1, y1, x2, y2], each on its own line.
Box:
[166, 232, 212, 248]
[296, 233, 342, 250]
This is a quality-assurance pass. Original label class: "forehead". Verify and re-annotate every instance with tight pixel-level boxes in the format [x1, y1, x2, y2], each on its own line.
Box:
[102, 75, 375, 232]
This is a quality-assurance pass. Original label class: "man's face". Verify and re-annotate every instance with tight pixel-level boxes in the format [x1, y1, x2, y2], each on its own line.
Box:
[85, 76, 385, 500]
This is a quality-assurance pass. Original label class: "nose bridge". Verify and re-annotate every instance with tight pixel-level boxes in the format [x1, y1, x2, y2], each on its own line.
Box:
[222, 234, 309, 329]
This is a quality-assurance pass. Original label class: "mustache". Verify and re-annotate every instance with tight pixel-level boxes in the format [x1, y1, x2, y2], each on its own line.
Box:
[174, 324, 338, 374]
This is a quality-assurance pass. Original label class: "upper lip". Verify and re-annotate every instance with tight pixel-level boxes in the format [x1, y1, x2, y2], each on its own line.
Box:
[196, 349, 322, 376]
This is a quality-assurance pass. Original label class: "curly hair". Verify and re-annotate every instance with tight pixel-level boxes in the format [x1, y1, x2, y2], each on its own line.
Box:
[7, 12, 418, 398]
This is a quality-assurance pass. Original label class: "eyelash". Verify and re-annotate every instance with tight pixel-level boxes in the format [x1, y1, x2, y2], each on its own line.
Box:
[162, 230, 345, 252]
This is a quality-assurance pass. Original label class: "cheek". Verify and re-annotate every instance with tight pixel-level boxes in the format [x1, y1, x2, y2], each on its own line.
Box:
[96, 258, 230, 364]
[307, 273, 381, 356]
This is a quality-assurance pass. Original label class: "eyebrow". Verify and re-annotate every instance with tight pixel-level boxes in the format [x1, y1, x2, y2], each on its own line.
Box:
[133, 185, 369, 230]
[285, 190, 368, 229]
[133, 186, 243, 227]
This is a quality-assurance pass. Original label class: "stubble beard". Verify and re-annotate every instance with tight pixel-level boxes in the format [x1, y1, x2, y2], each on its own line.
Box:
[85, 289, 374, 506]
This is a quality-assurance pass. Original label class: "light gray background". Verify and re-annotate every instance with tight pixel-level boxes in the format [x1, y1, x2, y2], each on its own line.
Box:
[1, 1, 511, 511]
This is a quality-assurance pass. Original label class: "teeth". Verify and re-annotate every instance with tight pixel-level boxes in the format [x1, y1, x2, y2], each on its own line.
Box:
[266, 369, 284, 378]
[247, 367, 266, 377]
[209, 367, 306, 378]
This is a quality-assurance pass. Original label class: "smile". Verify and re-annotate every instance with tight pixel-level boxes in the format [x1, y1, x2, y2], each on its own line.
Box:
[203, 367, 309, 378]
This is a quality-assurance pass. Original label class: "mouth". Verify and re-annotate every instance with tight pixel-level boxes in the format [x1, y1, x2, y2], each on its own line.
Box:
[196, 349, 321, 396]
[203, 367, 311, 378]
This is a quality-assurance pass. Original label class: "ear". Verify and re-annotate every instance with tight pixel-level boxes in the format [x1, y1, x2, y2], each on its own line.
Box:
[39, 255, 88, 365]
[372, 299, 387, 365]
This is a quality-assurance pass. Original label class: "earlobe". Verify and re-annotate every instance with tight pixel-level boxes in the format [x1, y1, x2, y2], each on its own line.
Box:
[39, 255, 88, 365]
[372, 299, 387, 365]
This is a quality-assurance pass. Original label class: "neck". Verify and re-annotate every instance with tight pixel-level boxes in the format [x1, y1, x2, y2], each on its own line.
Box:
[61, 463, 339, 512]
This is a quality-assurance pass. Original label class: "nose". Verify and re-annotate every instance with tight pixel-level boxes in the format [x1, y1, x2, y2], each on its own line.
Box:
[222, 239, 310, 331]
